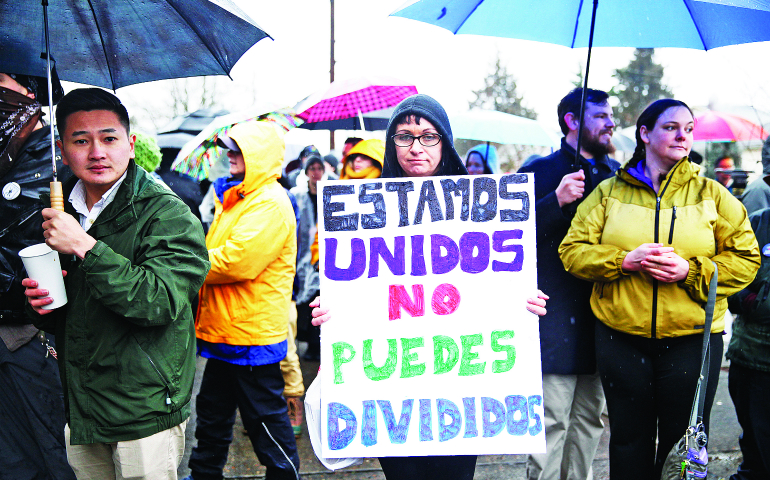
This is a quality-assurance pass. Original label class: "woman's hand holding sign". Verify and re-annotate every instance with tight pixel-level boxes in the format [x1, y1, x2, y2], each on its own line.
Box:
[526, 290, 548, 316]
[310, 296, 331, 326]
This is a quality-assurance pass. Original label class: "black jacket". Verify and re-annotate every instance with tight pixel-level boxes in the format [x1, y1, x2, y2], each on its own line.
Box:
[0, 127, 71, 324]
[518, 138, 619, 374]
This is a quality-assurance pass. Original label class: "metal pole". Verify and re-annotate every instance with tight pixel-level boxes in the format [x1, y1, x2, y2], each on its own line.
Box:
[43, 0, 64, 211]
[574, 0, 599, 171]
[329, 0, 336, 151]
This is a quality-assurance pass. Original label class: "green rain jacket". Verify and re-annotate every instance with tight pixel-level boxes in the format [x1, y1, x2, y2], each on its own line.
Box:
[33, 161, 210, 444]
[559, 157, 759, 339]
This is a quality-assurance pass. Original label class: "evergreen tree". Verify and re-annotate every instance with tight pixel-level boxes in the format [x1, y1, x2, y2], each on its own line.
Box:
[460, 56, 543, 172]
[572, 64, 584, 89]
[469, 57, 537, 120]
[610, 49, 674, 128]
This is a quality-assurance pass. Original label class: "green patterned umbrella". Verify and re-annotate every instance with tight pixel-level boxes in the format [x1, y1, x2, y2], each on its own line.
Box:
[171, 108, 303, 181]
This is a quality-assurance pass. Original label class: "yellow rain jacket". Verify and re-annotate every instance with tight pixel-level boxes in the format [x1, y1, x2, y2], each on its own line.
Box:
[196, 122, 297, 346]
[559, 158, 759, 339]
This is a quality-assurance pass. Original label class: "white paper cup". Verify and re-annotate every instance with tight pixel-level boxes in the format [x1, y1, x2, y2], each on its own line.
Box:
[19, 243, 68, 310]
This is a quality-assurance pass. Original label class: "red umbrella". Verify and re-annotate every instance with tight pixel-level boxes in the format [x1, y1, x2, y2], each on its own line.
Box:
[694, 110, 769, 143]
[295, 75, 417, 123]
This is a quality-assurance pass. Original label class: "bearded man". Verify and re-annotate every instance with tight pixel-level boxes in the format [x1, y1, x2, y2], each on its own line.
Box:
[518, 88, 618, 480]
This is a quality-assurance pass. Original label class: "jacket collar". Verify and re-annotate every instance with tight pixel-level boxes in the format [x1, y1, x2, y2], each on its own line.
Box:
[619, 156, 699, 192]
[63, 160, 142, 236]
[559, 138, 615, 171]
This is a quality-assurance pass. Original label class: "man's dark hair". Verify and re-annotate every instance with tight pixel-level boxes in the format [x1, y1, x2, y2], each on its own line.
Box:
[344, 137, 363, 146]
[557, 88, 610, 135]
[56, 88, 130, 137]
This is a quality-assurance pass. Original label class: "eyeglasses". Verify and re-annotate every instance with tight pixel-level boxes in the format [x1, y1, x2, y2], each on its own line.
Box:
[392, 133, 442, 147]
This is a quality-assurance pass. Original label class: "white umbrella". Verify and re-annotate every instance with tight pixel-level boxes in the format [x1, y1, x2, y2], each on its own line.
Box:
[449, 109, 560, 148]
[612, 128, 637, 152]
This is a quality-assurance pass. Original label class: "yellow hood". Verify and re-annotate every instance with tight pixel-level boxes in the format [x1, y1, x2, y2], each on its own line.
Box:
[228, 121, 285, 194]
[341, 138, 384, 180]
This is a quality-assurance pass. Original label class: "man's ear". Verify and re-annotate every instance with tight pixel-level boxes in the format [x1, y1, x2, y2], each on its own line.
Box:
[564, 112, 580, 133]
[128, 133, 136, 159]
[56, 139, 68, 166]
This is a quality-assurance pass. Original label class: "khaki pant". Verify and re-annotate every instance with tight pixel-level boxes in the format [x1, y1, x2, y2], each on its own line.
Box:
[526, 372, 605, 480]
[64, 421, 186, 480]
[281, 301, 305, 397]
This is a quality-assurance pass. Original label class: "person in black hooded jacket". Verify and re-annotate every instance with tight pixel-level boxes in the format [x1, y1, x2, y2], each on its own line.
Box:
[312, 94, 547, 480]
[378, 93, 477, 479]
[0, 71, 75, 479]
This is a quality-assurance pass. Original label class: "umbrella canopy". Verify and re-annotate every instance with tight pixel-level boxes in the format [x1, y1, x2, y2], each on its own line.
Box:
[612, 128, 637, 153]
[171, 107, 303, 182]
[156, 108, 231, 150]
[392, 0, 770, 50]
[295, 76, 417, 123]
[299, 106, 396, 131]
[693, 110, 769, 143]
[158, 109, 232, 136]
[0, 0, 271, 90]
[449, 110, 559, 148]
[393, 0, 770, 169]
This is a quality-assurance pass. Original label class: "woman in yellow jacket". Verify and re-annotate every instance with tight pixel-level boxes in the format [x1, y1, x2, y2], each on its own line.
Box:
[188, 122, 300, 480]
[559, 99, 760, 480]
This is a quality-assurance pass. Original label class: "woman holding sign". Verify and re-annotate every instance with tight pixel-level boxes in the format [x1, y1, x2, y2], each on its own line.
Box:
[558, 99, 760, 480]
[312, 94, 548, 480]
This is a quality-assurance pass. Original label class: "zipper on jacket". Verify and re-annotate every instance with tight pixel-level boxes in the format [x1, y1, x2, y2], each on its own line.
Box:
[652, 196, 661, 339]
[650, 174, 676, 339]
[134, 338, 173, 407]
[668, 206, 677, 244]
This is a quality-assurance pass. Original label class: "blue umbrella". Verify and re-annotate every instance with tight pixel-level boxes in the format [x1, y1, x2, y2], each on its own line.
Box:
[392, 0, 770, 50]
[1, 0, 271, 208]
[392, 0, 770, 168]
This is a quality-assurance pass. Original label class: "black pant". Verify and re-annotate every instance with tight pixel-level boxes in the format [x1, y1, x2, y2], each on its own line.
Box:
[595, 321, 721, 480]
[0, 334, 76, 480]
[378, 455, 477, 480]
[188, 359, 300, 480]
[728, 363, 770, 480]
[296, 296, 320, 358]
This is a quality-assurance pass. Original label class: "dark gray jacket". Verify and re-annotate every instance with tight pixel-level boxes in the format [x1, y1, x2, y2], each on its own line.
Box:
[518, 139, 619, 374]
[727, 207, 770, 373]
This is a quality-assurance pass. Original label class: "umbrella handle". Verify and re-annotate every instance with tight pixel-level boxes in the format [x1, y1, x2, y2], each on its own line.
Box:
[50, 182, 64, 211]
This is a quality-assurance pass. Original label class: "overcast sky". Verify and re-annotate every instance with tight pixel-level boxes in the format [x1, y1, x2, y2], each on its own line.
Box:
[110, 0, 770, 151]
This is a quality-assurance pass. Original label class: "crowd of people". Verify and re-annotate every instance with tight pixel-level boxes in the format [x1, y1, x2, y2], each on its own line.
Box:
[2, 62, 770, 480]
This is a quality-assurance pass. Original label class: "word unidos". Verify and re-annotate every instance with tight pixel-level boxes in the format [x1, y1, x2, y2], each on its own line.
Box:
[324, 230, 525, 281]
[322, 174, 531, 232]
[327, 394, 543, 450]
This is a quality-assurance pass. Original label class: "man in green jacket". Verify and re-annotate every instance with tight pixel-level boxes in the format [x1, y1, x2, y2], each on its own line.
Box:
[24, 88, 210, 479]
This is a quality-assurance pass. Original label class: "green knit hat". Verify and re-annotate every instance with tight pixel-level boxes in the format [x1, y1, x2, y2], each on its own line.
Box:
[133, 132, 162, 173]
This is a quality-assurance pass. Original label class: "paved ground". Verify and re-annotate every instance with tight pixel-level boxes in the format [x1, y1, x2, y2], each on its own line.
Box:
[178, 335, 744, 480]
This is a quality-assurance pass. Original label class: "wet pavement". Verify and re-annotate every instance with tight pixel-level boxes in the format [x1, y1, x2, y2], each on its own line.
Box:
[178, 335, 744, 480]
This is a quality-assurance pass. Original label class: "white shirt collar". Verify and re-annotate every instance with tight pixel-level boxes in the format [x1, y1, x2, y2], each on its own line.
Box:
[69, 170, 128, 232]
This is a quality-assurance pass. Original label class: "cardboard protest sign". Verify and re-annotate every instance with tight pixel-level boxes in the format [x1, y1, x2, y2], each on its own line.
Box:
[318, 173, 544, 458]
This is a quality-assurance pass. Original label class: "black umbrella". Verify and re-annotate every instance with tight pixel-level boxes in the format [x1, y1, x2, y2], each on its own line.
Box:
[1, 0, 271, 209]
